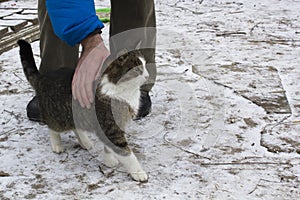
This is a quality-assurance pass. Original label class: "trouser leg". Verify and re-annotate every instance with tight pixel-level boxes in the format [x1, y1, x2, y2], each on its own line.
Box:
[109, 0, 157, 92]
[38, 0, 79, 74]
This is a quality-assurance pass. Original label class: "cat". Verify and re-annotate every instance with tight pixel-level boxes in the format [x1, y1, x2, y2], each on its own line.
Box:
[17, 40, 149, 182]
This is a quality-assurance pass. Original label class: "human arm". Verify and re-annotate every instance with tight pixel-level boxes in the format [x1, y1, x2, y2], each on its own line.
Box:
[72, 33, 110, 109]
[46, 0, 104, 46]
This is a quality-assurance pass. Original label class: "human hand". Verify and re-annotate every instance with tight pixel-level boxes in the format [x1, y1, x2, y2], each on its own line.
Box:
[72, 34, 110, 109]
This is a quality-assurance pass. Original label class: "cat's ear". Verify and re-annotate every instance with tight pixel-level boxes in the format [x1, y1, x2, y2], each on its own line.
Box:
[135, 40, 142, 50]
[116, 48, 130, 65]
[117, 48, 129, 58]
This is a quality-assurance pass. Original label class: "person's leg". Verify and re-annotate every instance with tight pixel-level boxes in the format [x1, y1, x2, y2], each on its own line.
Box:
[38, 0, 79, 74]
[109, 0, 157, 117]
[27, 0, 79, 122]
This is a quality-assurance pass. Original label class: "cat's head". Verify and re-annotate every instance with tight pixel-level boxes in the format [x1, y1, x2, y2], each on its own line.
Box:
[102, 50, 149, 87]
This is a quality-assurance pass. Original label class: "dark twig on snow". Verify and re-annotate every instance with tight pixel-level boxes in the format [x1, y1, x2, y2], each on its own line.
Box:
[13, 72, 25, 82]
[59, 152, 69, 163]
[0, 128, 16, 136]
[0, 171, 10, 177]
[216, 31, 247, 37]
[168, 0, 205, 15]
[98, 165, 105, 175]
[163, 132, 211, 160]
[248, 39, 300, 46]
[4, 109, 22, 123]
[248, 179, 262, 195]
[98, 164, 117, 178]
[250, 22, 262, 33]
[261, 114, 292, 135]
[199, 161, 291, 167]
[247, 178, 283, 195]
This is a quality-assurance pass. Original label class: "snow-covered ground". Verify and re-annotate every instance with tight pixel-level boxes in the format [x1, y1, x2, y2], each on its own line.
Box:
[0, 0, 299, 199]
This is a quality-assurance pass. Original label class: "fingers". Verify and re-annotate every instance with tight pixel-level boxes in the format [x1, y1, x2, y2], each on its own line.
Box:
[85, 72, 94, 104]
[73, 70, 93, 109]
[80, 71, 93, 109]
[74, 70, 85, 108]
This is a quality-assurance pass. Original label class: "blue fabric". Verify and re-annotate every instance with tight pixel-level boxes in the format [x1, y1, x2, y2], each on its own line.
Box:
[46, 0, 104, 46]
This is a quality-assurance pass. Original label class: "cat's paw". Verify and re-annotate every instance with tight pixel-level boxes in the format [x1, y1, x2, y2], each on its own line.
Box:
[49, 130, 64, 154]
[79, 139, 93, 150]
[51, 144, 64, 154]
[130, 170, 148, 183]
[75, 130, 93, 150]
[103, 153, 119, 168]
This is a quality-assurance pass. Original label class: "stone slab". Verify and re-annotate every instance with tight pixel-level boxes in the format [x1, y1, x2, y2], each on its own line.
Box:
[3, 14, 38, 24]
[0, 10, 14, 18]
[0, 19, 27, 32]
[193, 63, 291, 114]
[0, 8, 22, 18]
[21, 9, 37, 15]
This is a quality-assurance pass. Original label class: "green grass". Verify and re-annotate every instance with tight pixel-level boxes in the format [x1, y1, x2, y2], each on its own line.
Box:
[96, 8, 111, 13]
[96, 8, 111, 23]
[99, 17, 110, 23]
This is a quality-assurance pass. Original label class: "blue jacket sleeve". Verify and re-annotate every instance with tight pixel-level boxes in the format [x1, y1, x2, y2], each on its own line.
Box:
[46, 0, 104, 46]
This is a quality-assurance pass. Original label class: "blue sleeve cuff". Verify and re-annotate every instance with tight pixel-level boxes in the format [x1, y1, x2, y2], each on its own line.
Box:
[46, 0, 104, 46]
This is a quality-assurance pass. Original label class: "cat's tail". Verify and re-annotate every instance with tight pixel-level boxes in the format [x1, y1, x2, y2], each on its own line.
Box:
[17, 40, 40, 89]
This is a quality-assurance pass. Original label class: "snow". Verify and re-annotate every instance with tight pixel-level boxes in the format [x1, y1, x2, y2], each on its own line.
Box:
[0, 0, 299, 199]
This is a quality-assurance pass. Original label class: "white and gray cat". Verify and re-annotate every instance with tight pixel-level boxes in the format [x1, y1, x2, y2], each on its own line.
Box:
[18, 40, 149, 182]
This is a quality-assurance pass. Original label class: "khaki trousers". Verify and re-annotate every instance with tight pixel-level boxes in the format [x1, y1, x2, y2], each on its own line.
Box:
[38, 0, 156, 92]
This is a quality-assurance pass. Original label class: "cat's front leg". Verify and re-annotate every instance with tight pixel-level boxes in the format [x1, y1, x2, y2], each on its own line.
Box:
[119, 152, 148, 182]
[103, 146, 119, 168]
[49, 129, 64, 153]
[111, 148, 148, 182]
[74, 129, 93, 150]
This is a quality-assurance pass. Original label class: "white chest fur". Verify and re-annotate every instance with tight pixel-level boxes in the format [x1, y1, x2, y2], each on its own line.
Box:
[99, 75, 141, 113]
